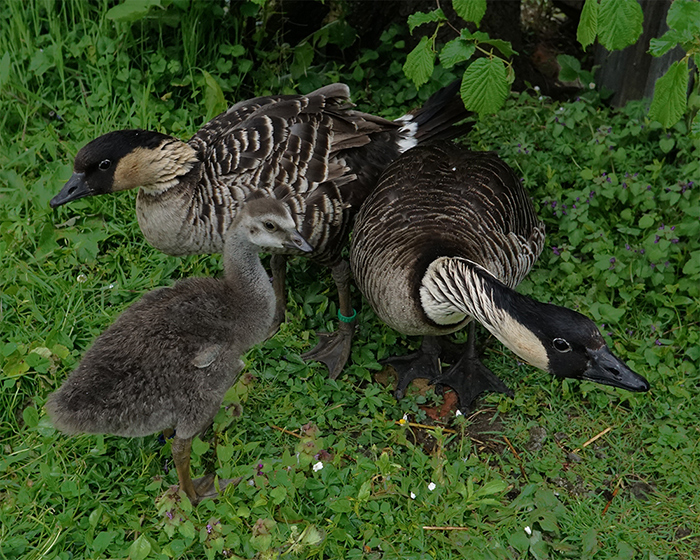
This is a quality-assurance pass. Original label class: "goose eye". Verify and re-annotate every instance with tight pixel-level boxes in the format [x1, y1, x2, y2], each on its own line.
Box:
[553, 338, 572, 353]
[263, 221, 276, 231]
[99, 159, 111, 170]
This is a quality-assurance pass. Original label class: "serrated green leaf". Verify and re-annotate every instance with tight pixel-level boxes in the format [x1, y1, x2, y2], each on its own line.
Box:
[453, 0, 487, 25]
[648, 31, 683, 58]
[666, 0, 700, 37]
[403, 36, 435, 88]
[128, 534, 152, 560]
[557, 54, 582, 82]
[479, 38, 516, 58]
[691, 112, 700, 137]
[407, 9, 446, 34]
[202, 70, 226, 121]
[460, 57, 509, 115]
[577, 0, 598, 49]
[106, 0, 161, 22]
[649, 60, 689, 127]
[439, 38, 475, 69]
[598, 0, 643, 51]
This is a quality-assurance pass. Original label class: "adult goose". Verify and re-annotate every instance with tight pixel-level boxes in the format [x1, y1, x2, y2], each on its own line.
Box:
[46, 194, 313, 505]
[350, 142, 649, 409]
[50, 83, 469, 379]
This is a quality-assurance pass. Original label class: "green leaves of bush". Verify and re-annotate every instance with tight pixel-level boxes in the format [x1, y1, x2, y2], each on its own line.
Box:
[403, 0, 514, 116]
[647, 0, 700, 128]
[578, 0, 699, 129]
[577, 0, 643, 51]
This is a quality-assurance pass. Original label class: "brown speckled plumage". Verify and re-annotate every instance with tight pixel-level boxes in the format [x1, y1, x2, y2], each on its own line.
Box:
[50, 82, 470, 378]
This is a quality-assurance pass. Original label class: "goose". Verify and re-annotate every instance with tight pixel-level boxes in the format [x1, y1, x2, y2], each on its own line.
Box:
[49, 83, 469, 379]
[349, 142, 649, 409]
[45, 193, 313, 505]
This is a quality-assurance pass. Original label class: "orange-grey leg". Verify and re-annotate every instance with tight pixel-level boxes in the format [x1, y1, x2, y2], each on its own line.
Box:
[302, 259, 356, 379]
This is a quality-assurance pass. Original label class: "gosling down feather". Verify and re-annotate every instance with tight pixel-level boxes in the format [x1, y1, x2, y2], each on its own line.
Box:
[50, 83, 469, 379]
[46, 194, 312, 505]
[350, 142, 649, 409]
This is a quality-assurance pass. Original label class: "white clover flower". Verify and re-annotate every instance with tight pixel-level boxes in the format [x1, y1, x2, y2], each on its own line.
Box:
[524, 526, 532, 536]
[312, 461, 324, 472]
[410, 492, 416, 499]
[534, 85, 540, 92]
[76, 274, 87, 283]
[538, 96, 544, 101]
[427, 482, 436, 491]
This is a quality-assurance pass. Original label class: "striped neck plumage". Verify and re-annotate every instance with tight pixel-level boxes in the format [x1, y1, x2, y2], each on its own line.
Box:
[128, 139, 200, 196]
[419, 257, 549, 371]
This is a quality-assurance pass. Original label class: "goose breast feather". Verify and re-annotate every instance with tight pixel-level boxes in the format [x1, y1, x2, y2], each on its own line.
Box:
[351, 142, 545, 336]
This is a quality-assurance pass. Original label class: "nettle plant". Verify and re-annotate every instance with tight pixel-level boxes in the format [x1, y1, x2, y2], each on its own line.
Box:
[404, 0, 700, 130]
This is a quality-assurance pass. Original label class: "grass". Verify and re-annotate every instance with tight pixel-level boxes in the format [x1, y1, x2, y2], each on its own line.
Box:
[1, 1, 699, 559]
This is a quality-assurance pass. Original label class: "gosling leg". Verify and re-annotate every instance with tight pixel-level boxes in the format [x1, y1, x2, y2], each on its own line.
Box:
[171, 434, 240, 505]
[301, 259, 356, 379]
[171, 435, 199, 505]
[429, 322, 513, 411]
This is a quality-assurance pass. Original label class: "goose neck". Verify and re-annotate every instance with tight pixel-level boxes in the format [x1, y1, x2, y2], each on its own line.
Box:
[421, 257, 549, 371]
[222, 229, 271, 298]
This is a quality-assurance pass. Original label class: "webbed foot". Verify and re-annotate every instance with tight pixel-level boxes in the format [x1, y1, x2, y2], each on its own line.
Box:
[384, 336, 442, 400]
[302, 319, 355, 379]
[430, 356, 513, 411]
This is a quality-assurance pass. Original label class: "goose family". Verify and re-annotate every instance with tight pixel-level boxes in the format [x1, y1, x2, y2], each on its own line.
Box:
[45, 194, 312, 505]
[350, 142, 650, 409]
[50, 83, 469, 378]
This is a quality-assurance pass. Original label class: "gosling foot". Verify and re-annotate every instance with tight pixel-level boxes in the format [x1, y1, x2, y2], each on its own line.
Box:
[302, 320, 355, 379]
[187, 474, 243, 505]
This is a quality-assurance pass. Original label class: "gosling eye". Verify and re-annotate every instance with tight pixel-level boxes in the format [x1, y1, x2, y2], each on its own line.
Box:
[552, 338, 572, 353]
[263, 221, 276, 232]
[99, 159, 112, 170]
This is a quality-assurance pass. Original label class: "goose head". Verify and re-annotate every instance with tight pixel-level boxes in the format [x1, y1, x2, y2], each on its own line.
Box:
[514, 302, 650, 392]
[234, 193, 314, 253]
[51, 130, 199, 207]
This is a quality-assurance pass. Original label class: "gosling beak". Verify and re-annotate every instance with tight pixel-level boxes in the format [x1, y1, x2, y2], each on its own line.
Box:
[284, 230, 313, 253]
[582, 345, 650, 392]
[50, 172, 91, 208]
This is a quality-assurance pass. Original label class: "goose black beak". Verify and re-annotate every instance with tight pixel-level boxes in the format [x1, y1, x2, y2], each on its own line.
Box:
[582, 345, 650, 392]
[285, 231, 313, 253]
[50, 172, 91, 208]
